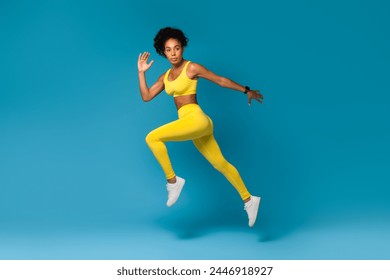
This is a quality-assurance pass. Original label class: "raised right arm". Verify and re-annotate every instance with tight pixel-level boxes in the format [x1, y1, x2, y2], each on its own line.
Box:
[138, 71, 165, 102]
[138, 52, 165, 102]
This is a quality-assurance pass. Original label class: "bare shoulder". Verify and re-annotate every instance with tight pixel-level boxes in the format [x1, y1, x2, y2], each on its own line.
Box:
[153, 72, 166, 88]
[158, 72, 166, 81]
[187, 62, 208, 78]
[152, 73, 165, 86]
[188, 61, 206, 71]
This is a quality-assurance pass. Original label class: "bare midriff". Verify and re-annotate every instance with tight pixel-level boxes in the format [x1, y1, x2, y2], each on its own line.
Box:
[174, 94, 198, 110]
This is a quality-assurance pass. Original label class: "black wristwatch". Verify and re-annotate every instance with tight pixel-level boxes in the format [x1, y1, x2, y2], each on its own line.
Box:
[243, 86, 250, 94]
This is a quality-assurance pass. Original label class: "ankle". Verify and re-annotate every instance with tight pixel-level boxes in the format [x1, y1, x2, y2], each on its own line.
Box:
[167, 176, 177, 184]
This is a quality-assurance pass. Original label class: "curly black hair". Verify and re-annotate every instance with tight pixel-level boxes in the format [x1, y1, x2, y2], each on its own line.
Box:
[153, 27, 188, 57]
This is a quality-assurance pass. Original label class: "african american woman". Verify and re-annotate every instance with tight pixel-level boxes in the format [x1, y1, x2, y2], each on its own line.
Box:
[137, 27, 264, 227]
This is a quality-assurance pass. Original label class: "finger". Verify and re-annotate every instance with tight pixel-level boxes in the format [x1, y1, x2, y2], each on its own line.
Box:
[256, 95, 264, 103]
[143, 52, 150, 61]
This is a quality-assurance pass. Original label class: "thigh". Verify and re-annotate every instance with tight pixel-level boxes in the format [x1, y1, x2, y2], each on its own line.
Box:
[150, 114, 212, 142]
[192, 133, 225, 163]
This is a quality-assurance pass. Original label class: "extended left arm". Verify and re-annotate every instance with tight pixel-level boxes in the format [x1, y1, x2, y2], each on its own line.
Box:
[188, 62, 264, 105]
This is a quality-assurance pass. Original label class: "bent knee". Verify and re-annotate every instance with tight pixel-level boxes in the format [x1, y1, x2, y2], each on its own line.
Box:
[145, 131, 158, 145]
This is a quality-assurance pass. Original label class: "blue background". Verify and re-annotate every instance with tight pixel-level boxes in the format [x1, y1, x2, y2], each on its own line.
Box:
[1, 0, 389, 259]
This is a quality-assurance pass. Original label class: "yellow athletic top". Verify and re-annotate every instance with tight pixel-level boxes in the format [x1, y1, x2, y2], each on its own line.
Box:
[164, 61, 198, 97]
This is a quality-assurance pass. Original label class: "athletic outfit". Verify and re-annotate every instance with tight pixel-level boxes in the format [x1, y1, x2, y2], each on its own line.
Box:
[145, 61, 251, 201]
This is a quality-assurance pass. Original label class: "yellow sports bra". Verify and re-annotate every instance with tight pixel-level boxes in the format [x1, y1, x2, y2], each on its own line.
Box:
[164, 61, 198, 97]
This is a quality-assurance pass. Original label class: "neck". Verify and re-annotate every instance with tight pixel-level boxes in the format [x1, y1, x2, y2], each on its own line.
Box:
[171, 59, 186, 70]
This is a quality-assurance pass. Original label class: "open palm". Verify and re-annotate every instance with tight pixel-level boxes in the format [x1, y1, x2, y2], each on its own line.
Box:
[138, 52, 154, 72]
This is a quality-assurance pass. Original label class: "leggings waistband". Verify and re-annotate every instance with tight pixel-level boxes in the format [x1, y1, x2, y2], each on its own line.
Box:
[178, 103, 202, 118]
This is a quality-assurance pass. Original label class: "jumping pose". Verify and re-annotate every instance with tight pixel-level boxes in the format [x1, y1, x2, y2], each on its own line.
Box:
[137, 27, 264, 227]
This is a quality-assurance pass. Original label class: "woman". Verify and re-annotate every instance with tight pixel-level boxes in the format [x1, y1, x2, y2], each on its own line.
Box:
[137, 27, 264, 227]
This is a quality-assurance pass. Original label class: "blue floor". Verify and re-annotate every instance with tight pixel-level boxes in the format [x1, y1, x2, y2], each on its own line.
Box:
[2, 208, 389, 260]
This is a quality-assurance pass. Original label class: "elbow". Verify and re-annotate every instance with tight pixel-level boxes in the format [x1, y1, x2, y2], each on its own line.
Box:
[142, 96, 152, 102]
[140, 91, 152, 102]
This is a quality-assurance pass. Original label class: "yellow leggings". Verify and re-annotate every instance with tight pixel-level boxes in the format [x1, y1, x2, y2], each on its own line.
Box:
[145, 103, 251, 201]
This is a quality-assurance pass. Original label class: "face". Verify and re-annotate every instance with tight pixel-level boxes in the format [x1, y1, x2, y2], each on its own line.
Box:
[164, 38, 184, 65]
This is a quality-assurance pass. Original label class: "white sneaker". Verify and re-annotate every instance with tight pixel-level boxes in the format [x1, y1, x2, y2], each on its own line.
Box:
[166, 176, 185, 207]
[244, 196, 261, 227]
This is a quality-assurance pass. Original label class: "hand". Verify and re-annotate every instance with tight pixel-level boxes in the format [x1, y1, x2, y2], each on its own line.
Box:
[138, 52, 154, 73]
[247, 89, 264, 105]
